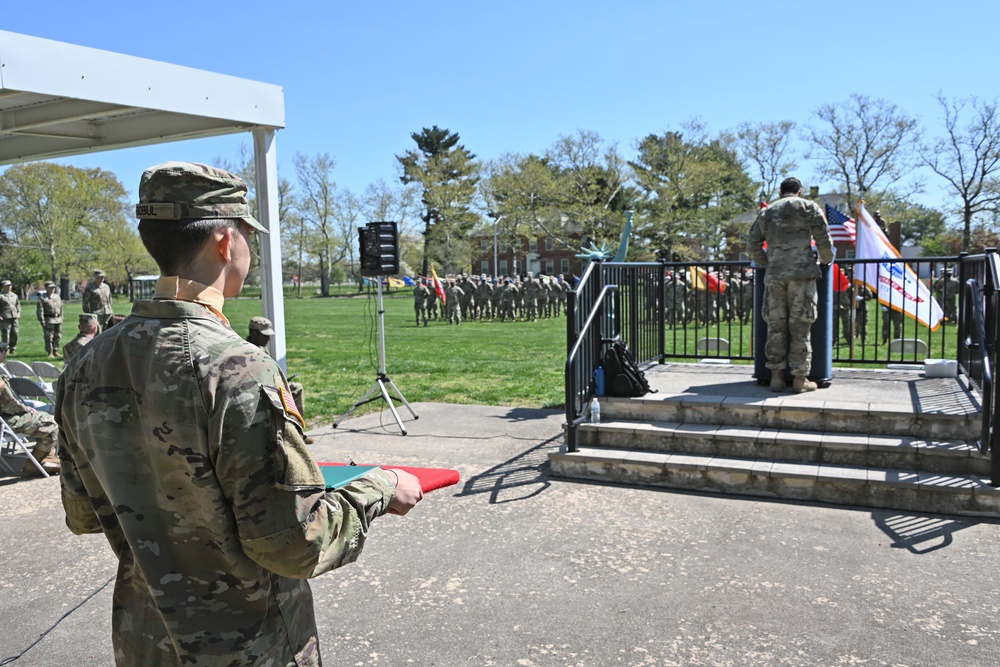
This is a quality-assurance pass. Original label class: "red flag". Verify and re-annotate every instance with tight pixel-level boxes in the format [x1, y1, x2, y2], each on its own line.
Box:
[430, 266, 446, 303]
[832, 263, 850, 292]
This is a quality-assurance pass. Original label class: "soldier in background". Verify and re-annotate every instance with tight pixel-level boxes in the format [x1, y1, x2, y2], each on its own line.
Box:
[747, 177, 834, 393]
[934, 268, 959, 322]
[62, 313, 99, 363]
[56, 161, 422, 667]
[36, 281, 63, 359]
[426, 281, 440, 321]
[445, 279, 464, 325]
[413, 278, 430, 326]
[476, 275, 494, 320]
[83, 269, 114, 332]
[523, 274, 539, 321]
[246, 315, 313, 444]
[0, 279, 21, 354]
[0, 341, 60, 476]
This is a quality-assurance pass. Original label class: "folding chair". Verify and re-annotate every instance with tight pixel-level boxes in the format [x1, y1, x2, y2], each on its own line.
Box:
[0, 416, 49, 477]
[8, 377, 54, 414]
[31, 361, 62, 382]
[5, 360, 54, 397]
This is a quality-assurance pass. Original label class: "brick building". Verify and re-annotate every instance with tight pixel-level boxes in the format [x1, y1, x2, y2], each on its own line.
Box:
[470, 226, 587, 278]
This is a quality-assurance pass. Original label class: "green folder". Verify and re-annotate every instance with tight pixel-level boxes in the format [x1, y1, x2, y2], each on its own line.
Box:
[321, 465, 380, 490]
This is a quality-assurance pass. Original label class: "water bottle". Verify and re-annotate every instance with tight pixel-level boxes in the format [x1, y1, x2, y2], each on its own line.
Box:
[590, 396, 601, 425]
[594, 365, 606, 397]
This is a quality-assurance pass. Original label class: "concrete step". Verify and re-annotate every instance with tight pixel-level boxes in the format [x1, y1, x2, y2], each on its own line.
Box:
[577, 421, 990, 477]
[599, 392, 980, 441]
[549, 447, 1000, 518]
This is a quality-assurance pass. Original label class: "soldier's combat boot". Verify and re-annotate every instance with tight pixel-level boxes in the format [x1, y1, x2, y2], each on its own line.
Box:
[770, 375, 786, 392]
[22, 449, 60, 477]
[792, 376, 817, 393]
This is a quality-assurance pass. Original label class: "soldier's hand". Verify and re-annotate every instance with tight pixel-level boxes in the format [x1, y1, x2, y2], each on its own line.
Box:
[386, 468, 423, 515]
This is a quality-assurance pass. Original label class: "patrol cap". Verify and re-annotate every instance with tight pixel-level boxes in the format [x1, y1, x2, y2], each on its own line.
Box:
[0, 341, 7, 352]
[136, 162, 267, 234]
[79, 313, 98, 325]
[44, 281, 56, 288]
[0, 280, 10, 286]
[248, 316, 276, 335]
[94, 269, 105, 277]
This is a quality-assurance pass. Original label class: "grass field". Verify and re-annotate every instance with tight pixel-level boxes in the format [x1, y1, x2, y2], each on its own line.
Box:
[12, 293, 568, 426]
[11, 291, 963, 427]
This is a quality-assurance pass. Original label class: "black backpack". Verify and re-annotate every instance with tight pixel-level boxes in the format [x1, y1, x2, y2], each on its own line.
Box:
[601, 342, 654, 397]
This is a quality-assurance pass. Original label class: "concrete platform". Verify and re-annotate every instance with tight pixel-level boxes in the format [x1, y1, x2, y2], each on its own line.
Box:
[3, 401, 1000, 665]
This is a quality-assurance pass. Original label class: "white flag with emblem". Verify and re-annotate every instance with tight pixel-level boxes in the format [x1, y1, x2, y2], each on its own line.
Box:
[855, 202, 943, 331]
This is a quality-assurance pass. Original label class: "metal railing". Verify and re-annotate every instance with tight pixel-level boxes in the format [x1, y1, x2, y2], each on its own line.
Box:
[565, 253, 1000, 475]
[564, 280, 618, 452]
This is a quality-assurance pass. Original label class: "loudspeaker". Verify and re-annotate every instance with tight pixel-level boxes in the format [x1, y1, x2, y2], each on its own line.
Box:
[359, 221, 399, 276]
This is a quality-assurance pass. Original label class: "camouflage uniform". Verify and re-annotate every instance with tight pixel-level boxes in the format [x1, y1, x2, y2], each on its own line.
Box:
[62, 313, 98, 363]
[57, 162, 399, 667]
[36, 284, 64, 356]
[476, 277, 493, 320]
[523, 276, 539, 321]
[445, 282, 464, 325]
[84, 271, 114, 332]
[934, 272, 959, 322]
[747, 193, 834, 378]
[498, 280, 518, 321]
[413, 282, 430, 326]
[0, 371, 59, 474]
[0, 281, 21, 353]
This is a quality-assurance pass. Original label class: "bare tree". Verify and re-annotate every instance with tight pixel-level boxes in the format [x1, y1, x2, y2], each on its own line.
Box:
[922, 93, 1000, 250]
[806, 94, 922, 210]
[730, 120, 797, 202]
[294, 152, 350, 296]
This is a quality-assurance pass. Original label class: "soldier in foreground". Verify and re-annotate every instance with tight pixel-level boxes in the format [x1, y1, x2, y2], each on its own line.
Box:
[56, 162, 422, 667]
[747, 177, 834, 393]
[0, 341, 60, 476]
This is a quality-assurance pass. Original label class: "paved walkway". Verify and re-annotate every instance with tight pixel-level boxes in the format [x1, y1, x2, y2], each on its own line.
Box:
[2, 395, 999, 665]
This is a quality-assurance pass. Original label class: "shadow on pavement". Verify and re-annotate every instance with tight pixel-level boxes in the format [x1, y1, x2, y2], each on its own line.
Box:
[871, 511, 990, 554]
[455, 434, 561, 504]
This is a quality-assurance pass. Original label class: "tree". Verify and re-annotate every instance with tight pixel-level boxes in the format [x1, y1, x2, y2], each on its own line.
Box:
[90, 215, 157, 297]
[361, 178, 418, 276]
[0, 162, 131, 286]
[921, 94, 1000, 250]
[729, 120, 797, 202]
[806, 94, 922, 211]
[397, 126, 480, 275]
[630, 120, 755, 259]
[293, 152, 355, 296]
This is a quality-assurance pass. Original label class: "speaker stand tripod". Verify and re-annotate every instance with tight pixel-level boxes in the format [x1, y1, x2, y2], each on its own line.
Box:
[333, 278, 417, 435]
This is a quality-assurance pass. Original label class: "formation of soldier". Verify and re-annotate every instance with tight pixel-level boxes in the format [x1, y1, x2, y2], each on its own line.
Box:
[413, 272, 572, 326]
[660, 268, 755, 328]
[0, 270, 113, 359]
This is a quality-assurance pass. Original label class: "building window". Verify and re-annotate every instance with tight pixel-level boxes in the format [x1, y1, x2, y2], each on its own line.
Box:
[561, 258, 570, 275]
[499, 260, 509, 276]
[545, 260, 555, 274]
[500, 241, 508, 253]
[529, 238, 538, 252]
[480, 239, 488, 252]
[481, 261, 489, 274]
[545, 237, 554, 251]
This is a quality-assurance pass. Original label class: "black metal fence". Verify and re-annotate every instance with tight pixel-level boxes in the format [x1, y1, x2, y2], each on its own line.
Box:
[565, 253, 1000, 483]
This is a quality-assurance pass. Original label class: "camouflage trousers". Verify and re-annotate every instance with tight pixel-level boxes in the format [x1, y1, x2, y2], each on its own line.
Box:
[7, 410, 58, 457]
[763, 277, 817, 377]
[0, 318, 18, 351]
[42, 323, 62, 354]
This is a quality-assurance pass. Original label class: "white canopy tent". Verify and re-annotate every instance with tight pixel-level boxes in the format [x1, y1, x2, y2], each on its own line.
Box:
[0, 30, 290, 369]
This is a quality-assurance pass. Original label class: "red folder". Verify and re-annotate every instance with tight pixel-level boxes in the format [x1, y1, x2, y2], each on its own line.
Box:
[317, 462, 460, 493]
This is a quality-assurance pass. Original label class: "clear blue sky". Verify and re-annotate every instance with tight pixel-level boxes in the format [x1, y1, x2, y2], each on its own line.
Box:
[4, 1, 999, 217]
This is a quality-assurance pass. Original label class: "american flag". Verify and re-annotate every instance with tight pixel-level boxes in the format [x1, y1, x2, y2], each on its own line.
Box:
[825, 204, 857, 245]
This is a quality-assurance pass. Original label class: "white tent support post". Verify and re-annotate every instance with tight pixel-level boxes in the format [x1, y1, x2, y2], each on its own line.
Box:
[253, 126, 287, 372]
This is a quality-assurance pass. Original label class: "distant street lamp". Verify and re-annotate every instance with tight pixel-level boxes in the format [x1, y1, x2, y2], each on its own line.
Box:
[493, 215, 503, 275]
